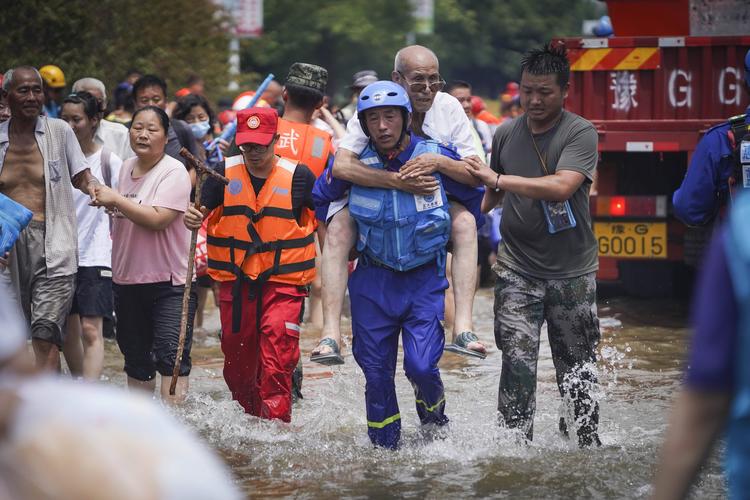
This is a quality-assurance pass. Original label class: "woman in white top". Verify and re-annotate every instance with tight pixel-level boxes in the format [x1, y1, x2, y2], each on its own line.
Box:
[60, 91, 122, 381]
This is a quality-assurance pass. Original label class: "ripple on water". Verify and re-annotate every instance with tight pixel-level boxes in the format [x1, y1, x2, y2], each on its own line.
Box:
[107, 294, 724, 498]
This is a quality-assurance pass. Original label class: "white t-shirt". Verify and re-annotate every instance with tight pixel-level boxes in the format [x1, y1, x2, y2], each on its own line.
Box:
[74, 148, 123, 268]
[96, 119, 134, 161]
[338, 91, 476, 158]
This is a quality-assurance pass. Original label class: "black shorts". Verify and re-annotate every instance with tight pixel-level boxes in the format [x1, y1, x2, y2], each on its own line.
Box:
[70, 266, 113, 318]
[113, 281, 197, 381]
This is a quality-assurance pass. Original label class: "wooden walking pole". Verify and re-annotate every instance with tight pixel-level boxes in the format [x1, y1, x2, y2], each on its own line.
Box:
[170, 147, 229, 395]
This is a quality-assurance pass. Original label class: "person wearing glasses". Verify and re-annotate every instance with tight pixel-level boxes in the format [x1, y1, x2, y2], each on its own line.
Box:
[311, 45, 487, 366]
[183, 108, 318, 423]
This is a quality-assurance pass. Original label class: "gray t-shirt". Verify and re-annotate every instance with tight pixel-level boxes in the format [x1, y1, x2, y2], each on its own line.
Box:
[490, 110, 598, 279]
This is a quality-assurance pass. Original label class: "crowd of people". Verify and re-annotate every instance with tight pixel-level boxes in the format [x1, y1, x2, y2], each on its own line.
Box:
[2, 28, 750, 498]
[0, 43, 603, 454]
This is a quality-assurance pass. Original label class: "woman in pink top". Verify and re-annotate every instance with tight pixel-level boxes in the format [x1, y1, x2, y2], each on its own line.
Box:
[92, 106, 195, 403]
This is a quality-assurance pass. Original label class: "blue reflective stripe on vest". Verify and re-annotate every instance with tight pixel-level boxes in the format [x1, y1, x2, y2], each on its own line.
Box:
[724, 192, 750, 499]
[349, 140, 451, 273]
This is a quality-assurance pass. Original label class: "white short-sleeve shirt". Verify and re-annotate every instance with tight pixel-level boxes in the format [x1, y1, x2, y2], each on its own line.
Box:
[74, 148, 123, 268]
[96, 119, 134, 161]
[338, 91, 476, 158]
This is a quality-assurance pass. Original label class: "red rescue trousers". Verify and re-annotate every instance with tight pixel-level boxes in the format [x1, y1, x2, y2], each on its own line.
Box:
[219, 280, 307, 422]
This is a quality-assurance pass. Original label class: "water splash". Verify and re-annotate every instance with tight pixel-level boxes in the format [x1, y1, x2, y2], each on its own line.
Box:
[102, 293, 722, 498]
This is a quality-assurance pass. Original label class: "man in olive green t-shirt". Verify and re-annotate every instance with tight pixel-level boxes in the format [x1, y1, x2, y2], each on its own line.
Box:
[466, 43, 601, 448]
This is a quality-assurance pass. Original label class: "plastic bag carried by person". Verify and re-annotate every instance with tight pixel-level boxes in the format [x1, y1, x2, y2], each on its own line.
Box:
[0, 193, 33, 254]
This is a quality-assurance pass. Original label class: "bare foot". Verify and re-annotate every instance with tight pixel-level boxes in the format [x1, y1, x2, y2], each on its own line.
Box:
[466, 340, 487, 355]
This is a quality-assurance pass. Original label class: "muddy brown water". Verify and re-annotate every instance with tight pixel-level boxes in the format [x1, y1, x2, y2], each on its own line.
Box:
[98, 288, 725, 498]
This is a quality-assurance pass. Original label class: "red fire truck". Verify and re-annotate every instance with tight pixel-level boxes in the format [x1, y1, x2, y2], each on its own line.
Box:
[555, 0, 750, 295]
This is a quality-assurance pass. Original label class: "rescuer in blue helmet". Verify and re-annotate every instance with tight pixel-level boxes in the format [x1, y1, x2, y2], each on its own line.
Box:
[313, 80, 482, 448]
[672, 47, 750, 265]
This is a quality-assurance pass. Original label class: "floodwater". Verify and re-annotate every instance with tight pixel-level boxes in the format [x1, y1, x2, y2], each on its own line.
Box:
[100, 288, 726, 499]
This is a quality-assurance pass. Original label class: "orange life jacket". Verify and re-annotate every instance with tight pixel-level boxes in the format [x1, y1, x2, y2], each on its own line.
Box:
[206, 155, 316, 287]
[476, 109, 502, 125]
[274, 117, 333, 178]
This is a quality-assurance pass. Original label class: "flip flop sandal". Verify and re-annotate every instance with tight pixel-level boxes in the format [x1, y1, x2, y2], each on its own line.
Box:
[310, 337, 345, 366]
[444, 331, 487, 360]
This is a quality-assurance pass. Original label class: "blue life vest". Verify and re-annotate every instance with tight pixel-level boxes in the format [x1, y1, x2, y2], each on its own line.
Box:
[348, 140, 451, 274]
[724, 192, 750, 499]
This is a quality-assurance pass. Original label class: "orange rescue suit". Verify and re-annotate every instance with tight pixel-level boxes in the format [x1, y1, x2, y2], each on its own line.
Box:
[206, 155, 316, 287]
[274, 117, 333, 178]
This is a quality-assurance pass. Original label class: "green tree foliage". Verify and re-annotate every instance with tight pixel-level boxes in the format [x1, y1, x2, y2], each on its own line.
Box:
[242, 0, 598, 101]
[0, 0, 599, 103]
[0, 0, 229, 101]
[241, 0, 414, 100]
[423, 0, 600, 95]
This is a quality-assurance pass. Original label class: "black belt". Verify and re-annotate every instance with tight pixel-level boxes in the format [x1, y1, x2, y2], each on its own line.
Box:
[361, 255, 434, 273]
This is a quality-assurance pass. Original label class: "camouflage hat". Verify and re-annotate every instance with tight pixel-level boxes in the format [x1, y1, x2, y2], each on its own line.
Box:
[285, 63, 328, 93]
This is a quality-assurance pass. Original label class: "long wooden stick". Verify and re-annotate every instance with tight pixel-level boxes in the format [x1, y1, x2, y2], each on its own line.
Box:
[170, 148, 228, 395]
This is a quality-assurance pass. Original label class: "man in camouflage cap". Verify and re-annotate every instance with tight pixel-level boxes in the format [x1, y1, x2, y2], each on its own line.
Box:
[275, 63, 338, 391]
[285, 63, 328, 93]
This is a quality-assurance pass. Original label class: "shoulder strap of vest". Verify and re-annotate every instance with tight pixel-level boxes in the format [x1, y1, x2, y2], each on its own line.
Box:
[225, 154, 244, 168]
[422, 139, 441, 153]
[357, 144, 385, 168]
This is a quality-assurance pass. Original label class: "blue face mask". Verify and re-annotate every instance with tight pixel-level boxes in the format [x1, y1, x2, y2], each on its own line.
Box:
[190, 120, 211, 139]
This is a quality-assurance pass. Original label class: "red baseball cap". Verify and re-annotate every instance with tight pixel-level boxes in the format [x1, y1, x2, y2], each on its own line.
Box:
[235, 107, 278, 146]
[471, 95, 486, 115]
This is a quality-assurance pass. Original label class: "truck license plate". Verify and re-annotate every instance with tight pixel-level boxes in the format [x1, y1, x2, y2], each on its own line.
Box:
[594, 222, 667, 258]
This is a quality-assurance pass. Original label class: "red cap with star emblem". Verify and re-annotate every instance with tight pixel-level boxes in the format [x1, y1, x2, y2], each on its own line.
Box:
[235, 107, 278, 146]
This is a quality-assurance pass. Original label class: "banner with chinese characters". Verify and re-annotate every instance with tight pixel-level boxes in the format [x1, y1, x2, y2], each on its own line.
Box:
[234, 0, 263, 38]
[410, 0, 434, 35]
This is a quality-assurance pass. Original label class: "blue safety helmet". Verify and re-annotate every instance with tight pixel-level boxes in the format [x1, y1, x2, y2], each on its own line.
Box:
[357, 81, 412, 141]
[745, 47, 750, 85]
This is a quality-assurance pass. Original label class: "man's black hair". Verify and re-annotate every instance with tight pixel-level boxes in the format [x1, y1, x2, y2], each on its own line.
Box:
[447, 80, 472, 93]
[132, 74, 167, 99]
[520, 42, 570, 89]
[284, 82, 324, 110]
[64, 91, 100, 119]
[131, 105, 170, 134]
[113, 85, 134, 113]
